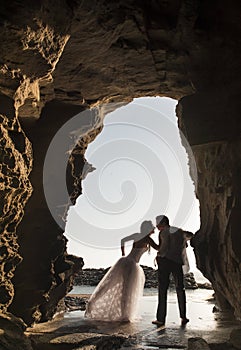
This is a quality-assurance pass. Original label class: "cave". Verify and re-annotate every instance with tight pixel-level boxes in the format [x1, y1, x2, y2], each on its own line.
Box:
[0, 0, 241, 347]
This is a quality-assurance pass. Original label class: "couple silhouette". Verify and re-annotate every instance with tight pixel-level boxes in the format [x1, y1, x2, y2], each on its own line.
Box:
[85, 215, 193, 327]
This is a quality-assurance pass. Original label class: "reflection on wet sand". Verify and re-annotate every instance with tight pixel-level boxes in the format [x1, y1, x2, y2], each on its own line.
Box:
[27, 289, 241, 349]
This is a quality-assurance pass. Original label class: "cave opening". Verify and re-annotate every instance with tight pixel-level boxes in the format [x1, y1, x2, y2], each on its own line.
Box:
[0, 1, 240, 346]
[65, 96, 202, 280]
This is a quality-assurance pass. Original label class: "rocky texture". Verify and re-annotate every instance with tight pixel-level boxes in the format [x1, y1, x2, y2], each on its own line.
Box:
[0, 96, 32, 313]
[26, 292, 241, 350]
[186, 140, 241, 318]
[8, 101, 88, 325]
[178, 94, 241, 317]
[229, 328, 241, 350]
[64, 295, 88, 312]
[209, 344, 237, 350]
[0, 312, 33, 350]
[0, 0, 240, 337]
[0, 0, 194, 117]
[74, 266, 199, 289]
[73, 268, 108, 287]
[184, 272, 199, 290]
[188, 337, 210, 350]
[198, 282, 213, 290]
[188, 337, 240, 350]
[30, 332, 127, 350]
[175, 3, 241, 319]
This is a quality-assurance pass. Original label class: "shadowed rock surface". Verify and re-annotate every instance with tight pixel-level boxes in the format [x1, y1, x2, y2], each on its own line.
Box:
[0, 1, 241, 348]
[25, 291, 241, 350]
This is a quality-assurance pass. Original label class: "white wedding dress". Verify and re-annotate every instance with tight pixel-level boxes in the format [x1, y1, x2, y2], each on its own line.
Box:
[85, 246, 147, 322]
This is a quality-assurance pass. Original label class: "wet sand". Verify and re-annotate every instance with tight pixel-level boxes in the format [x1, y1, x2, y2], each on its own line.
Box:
[27, 289, 241, 349]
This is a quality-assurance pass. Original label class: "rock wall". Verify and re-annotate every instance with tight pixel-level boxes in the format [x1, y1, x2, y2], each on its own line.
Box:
[177, 91, 241, 318]
[0, 95, 32, 313]
[193, 140, 241, 316]
[8, 101, 89, 324]
[0, 0, 240, 327]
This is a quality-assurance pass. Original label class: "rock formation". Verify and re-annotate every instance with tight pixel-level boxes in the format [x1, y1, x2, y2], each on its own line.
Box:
[0, 96, 32, 313]
[73, 266, 199, 289]
[0, 0, 241, 335]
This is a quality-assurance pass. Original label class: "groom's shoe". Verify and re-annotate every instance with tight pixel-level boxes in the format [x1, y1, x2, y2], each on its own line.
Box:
[152, 320, 165, 326]
[181, 318, 189, 327]
[121, 318, 130, 323]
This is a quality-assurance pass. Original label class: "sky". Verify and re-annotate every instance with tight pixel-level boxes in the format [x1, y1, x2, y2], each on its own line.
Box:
[65, 97, 203, 278]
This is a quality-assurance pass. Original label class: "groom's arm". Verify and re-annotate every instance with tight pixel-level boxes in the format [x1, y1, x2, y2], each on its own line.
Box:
[184, 231, 194, 240]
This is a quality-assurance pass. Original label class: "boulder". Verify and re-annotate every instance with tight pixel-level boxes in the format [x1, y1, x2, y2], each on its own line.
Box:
[0, 312, 33, 350]
[188, 337, 210, 350]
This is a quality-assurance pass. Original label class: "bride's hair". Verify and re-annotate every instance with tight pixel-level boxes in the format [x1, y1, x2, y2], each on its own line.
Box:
[140, 220, 154, 235]
[140, 220, 154, 253]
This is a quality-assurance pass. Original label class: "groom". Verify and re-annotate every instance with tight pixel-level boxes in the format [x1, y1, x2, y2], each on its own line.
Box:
[152, 215, 193, 327]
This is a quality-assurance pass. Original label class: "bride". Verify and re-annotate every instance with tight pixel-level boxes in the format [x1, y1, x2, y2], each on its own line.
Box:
[85, 220, 159, 322]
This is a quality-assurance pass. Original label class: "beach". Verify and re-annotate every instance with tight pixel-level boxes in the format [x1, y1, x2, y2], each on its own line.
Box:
[27, 286, 241, 349]
[67, 287, 219, 334]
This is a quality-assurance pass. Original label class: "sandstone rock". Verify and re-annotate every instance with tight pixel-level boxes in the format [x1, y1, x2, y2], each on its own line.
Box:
[65, 295, 89, 311]
[0, 101, 33, 313]
[188, 337, 210, 350]
[198, 282, 213, 290]
[0, 312, 33, 350]
[0, 0, 240, 330]
[30, 332, 127, 350]
[184, 272, 199, 289]
[229, 328, 241, 349]
[180, 136, 241, 319]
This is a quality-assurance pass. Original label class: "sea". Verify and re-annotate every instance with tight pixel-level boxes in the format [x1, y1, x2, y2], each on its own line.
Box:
[69, 285, 161, 296]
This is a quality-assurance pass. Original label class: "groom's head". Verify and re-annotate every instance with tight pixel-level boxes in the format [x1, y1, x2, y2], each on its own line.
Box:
[156, 215, 169, 231]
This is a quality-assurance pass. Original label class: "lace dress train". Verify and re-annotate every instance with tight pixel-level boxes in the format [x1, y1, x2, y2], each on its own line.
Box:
[85, 247, 146, 322]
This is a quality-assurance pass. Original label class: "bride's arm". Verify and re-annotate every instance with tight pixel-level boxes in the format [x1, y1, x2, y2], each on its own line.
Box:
[121, 233, 139, 256]
[121, 241, 125, 256]
[147, 236, 159, 250]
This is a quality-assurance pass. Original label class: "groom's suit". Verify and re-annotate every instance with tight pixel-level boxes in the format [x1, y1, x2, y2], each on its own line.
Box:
[156, 227, 192, 323]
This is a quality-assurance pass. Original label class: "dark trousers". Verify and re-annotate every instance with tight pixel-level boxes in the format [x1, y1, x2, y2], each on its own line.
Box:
[156, 257, 186, 323]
